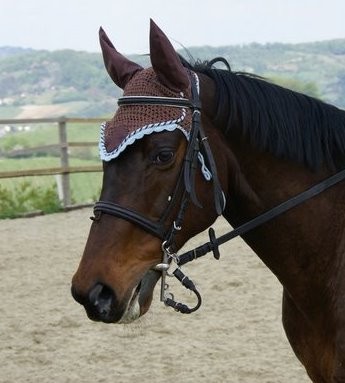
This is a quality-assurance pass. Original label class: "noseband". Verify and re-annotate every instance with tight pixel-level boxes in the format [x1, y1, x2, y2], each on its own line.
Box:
[93, 73, 225, 313]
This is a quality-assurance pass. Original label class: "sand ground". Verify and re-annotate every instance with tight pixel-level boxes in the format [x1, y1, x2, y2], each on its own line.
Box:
[0, 208, 310, 382]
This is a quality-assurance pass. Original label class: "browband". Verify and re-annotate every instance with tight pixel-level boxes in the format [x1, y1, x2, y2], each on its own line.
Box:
[118, 96, 197, 109]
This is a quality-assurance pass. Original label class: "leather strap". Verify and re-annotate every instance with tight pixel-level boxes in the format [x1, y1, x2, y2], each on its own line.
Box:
[177, 168, 345, 266]
[94, 201, 166, 239]
[118, 96, 194, 108]
[94, 72, 225, 248]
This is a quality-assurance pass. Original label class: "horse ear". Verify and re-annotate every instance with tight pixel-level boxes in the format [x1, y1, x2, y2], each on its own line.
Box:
[149, 19, 190, 92]
[99, 27, 143, 89]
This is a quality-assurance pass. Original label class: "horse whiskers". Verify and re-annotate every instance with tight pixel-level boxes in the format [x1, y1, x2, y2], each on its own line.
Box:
[118, 283, 141, 324]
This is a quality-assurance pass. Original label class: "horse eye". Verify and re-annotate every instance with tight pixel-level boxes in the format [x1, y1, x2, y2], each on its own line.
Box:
[154, 150, 174, 164]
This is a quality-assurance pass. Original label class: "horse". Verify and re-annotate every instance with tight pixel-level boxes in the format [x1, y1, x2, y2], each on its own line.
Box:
[71, 20, 345, 382]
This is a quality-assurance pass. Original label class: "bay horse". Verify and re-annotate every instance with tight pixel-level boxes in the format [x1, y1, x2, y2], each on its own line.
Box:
[71, 20, 345, 382]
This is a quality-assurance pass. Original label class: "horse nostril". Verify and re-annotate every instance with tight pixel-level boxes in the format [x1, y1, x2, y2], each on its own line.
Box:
[88, 283, 114, 320]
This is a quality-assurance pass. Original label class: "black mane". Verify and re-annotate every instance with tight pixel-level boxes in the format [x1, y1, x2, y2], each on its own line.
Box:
[181, 56, 345, 171]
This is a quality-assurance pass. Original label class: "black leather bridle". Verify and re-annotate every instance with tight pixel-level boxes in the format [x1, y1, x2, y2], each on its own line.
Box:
[93, 72, 345, 314]
[94, 74, 224, 238]
[93, 73, 225, 313]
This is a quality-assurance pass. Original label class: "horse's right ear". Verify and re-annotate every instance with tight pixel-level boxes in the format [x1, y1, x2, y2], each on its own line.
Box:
[99, 27, 143, 89]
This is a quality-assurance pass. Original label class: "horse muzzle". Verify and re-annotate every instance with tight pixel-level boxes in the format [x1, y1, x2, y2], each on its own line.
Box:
[71, 270, 161, 324]
[71, 282, 121, 323]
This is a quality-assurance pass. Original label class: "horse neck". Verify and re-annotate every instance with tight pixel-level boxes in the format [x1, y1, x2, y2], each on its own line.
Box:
[198, 72, 343, 287]
[219, 134, 345, 300]
[225, 135, 330, 219]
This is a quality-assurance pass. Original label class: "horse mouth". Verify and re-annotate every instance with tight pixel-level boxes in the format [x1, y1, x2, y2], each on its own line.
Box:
[118, 269, 161, 324]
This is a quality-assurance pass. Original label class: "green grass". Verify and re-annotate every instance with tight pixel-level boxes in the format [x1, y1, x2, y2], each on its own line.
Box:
[0, 156, 99, 170]
[0, 181, 62, 218]
[0, 156, 102, 206]
[0, 105, 22, 118]
[0, 122, 105, 216]
[0, 121, 103, 152]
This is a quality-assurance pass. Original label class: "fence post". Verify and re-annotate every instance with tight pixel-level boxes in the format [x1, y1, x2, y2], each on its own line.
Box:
[58, 117, 71, 207]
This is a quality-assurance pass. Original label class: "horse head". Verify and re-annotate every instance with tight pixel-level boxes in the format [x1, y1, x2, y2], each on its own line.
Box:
[71, 20, 233, 323]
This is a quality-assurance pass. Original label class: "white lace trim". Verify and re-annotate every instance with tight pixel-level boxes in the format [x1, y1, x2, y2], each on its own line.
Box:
[99, 72, 211, 180]
[99, 122, 189, 161]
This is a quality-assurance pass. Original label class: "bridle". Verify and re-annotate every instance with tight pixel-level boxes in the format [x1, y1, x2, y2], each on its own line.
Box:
[94, 72, 225, 237]
[94, 72, 225, 313]
[93, 71, 345, 314]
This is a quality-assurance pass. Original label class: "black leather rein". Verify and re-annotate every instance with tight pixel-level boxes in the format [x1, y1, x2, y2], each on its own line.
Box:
[177, 167, 345, 266]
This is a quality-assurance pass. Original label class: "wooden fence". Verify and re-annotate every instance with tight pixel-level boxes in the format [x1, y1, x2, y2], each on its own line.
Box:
[0, 117, 105, 209]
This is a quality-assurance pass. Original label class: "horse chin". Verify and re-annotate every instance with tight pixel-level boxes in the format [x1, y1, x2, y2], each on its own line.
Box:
[118, 270, 161, 324]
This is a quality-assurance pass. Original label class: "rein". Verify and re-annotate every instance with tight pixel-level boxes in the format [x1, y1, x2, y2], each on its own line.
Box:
[93, 72, 345, 315]
[155, 166, 345, 314]
[176, 167, 345, 266]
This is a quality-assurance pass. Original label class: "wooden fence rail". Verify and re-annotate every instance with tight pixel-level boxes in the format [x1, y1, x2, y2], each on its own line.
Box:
[0, 117, 105, 209]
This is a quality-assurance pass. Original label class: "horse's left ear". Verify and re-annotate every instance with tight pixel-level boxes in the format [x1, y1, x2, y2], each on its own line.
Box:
[149, 19, 190, 92]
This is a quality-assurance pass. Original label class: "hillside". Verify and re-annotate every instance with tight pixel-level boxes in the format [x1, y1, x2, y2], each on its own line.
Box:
[187, 39, 345, 107]
[0, 39, 345, 118]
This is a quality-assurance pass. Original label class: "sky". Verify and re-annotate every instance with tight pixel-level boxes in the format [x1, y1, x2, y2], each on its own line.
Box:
[1, 0, 345, 54]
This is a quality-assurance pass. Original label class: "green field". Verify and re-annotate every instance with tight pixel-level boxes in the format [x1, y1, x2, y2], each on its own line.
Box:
[1, 157, 102, 204]
[0, 122, 104, 217]
[0, 120, 104, 151]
